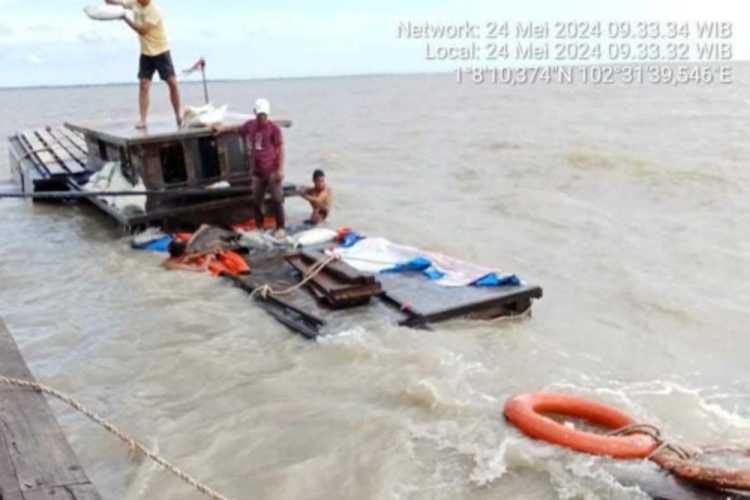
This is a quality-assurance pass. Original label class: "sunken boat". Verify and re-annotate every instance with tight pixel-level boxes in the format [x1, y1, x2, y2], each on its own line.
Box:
[7, 115, 544, 339]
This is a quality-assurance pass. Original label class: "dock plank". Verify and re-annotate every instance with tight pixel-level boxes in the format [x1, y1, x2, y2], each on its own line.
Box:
[19, 131, 67, 176]
[0, 320, 102, 500]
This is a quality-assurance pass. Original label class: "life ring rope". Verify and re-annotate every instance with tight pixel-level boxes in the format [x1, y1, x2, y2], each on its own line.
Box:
[504, 392, 750, 492]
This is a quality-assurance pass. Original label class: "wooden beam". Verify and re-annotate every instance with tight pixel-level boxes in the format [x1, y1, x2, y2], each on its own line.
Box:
[0, 320, 102, 500]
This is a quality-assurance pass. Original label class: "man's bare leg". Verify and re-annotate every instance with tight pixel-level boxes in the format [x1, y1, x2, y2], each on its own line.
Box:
[137, 78, 151, 129]
[167, 76, 182, 127]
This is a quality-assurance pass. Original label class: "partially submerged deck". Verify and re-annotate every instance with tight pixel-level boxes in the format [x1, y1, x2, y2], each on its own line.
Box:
[8, 117, 297, 230]
[228, 244, 544, 339]
[0, 319, 102, 500]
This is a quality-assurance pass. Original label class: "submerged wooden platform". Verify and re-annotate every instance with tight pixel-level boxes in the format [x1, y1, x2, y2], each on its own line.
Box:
[0, 320, 101, 500]
[227, 242, 544, 339]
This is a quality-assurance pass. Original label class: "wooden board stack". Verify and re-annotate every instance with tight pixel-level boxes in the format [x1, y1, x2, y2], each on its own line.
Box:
[285, 251, 383, 308]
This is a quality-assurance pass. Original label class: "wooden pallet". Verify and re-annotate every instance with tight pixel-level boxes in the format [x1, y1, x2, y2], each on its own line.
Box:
[14, 127, 89, 179]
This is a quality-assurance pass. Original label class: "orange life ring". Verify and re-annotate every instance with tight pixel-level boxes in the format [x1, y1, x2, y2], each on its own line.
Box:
[652, 452, 750, 491]
[504, 393, 658, 459]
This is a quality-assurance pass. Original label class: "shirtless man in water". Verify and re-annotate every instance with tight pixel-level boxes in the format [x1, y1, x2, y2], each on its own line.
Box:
[105, 0, 182, 129]
[302, 170, 332, 225]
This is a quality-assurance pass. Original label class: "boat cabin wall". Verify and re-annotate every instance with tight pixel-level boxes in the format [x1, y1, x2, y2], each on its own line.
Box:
[85, 135, 125, 171]
[134, 131, 248, 191]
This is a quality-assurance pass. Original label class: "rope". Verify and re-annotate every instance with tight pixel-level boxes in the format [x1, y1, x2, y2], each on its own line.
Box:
[251, 253, 340, 300]
[607, 423, 701, 461]
[0, 376, 231, 500]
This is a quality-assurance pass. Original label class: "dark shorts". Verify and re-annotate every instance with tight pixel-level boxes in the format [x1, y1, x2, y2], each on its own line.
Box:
[138, 51, 175, 81]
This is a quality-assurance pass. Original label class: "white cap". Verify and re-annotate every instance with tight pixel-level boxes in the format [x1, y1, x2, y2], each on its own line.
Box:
[254, 98, 271, 116]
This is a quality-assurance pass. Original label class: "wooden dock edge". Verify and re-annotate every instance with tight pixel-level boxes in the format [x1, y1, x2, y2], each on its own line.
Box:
[0, 319, 102, 500]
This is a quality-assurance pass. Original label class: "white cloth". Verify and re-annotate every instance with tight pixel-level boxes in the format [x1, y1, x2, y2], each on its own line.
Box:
[84, 161, 147, 213]
[331, 237, 503, 287]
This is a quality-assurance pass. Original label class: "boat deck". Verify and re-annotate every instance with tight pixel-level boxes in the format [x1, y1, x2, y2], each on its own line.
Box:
[0, 319, 102, 500]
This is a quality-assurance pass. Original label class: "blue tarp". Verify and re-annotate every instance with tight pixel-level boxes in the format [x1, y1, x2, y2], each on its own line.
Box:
[131, 235, 173, 253]
[383, 256, 520, 287]
[339, 231, 365, 248]
[473, 273, 522, 288]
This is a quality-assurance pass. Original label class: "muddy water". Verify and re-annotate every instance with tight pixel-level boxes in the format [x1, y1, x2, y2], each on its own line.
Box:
[1, 67, 749, 499]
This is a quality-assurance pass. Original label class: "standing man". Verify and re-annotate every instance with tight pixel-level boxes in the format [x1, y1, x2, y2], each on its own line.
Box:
[213, 98, 286, 237]
[105, 0, 182, 129]
[244, 98, 286, 238]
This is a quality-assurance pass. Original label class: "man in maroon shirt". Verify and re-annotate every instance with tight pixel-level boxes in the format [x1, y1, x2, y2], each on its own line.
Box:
[216, 98, 286, 237]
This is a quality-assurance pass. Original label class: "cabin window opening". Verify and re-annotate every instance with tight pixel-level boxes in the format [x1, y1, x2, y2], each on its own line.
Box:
[198, 137, 221, 179]
[98, 141, 108, 161]
[160, 143, 187, 184]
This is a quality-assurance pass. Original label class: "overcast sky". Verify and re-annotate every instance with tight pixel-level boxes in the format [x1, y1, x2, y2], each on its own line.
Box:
[0, 0, 747, 87]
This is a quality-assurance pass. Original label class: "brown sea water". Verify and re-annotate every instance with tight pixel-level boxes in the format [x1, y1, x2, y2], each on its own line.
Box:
[1, 67, 749, 499]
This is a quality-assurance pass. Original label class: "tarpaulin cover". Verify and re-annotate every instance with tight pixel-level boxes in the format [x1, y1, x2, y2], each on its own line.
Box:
[332, 237, 520, 288]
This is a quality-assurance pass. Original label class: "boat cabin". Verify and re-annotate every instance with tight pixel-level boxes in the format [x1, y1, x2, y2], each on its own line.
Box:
[9, 114, 294, 230]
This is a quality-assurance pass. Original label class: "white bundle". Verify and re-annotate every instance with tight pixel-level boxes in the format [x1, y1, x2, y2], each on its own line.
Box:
[83, 4, 126, 21]
[182, 104, 228, 128]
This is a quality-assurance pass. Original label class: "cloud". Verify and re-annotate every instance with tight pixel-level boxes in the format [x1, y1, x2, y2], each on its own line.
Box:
[26, 53, 43, 65]
[77, 28, 120, 44]
[0, 23, 12, 37]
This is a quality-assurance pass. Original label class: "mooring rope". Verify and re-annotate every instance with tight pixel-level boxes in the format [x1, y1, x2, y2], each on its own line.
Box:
[251, 253, 340, 300]
[0, 376, 231, 500]
[607, 423, 701, 461]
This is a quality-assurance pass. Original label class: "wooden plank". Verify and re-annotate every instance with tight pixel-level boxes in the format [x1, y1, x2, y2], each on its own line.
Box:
[378, 273, 542, 325]
[47, 128, 88, 168]
[25, 484, 102, 500]
[57, 127, 88, 156]
[0, 425, 24, 500]
[37, 127, 86, 174]
[14, 134, 51, 178]
[19, 131, 66, 176]
[0, 320, 102, 500]
[34, 130, 84, 175]
[299, 251, 376, 285]
[286, 255, 383, 305]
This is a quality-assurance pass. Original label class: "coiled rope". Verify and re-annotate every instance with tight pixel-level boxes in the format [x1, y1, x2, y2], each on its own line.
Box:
[251, 253, 340, 300]
[0, 376, 231, 500]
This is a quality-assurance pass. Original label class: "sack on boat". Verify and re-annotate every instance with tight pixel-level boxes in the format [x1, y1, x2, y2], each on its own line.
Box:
[84, 5, 126, 21]
[182, 104, 228, 128]
[293, 228, 337, 247]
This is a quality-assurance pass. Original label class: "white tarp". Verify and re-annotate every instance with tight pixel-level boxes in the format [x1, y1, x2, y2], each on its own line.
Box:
[84, 161, 147, 213]
[330, 237, 504, 287]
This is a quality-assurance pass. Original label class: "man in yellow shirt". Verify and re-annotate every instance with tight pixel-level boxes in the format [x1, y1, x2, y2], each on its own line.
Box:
[105, 0, 182, 129]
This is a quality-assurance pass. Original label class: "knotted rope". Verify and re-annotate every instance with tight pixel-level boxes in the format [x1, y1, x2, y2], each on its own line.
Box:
[607, 423, 701, 461]
[251, 253, 340, 300]
[0, 376, 231, 500]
